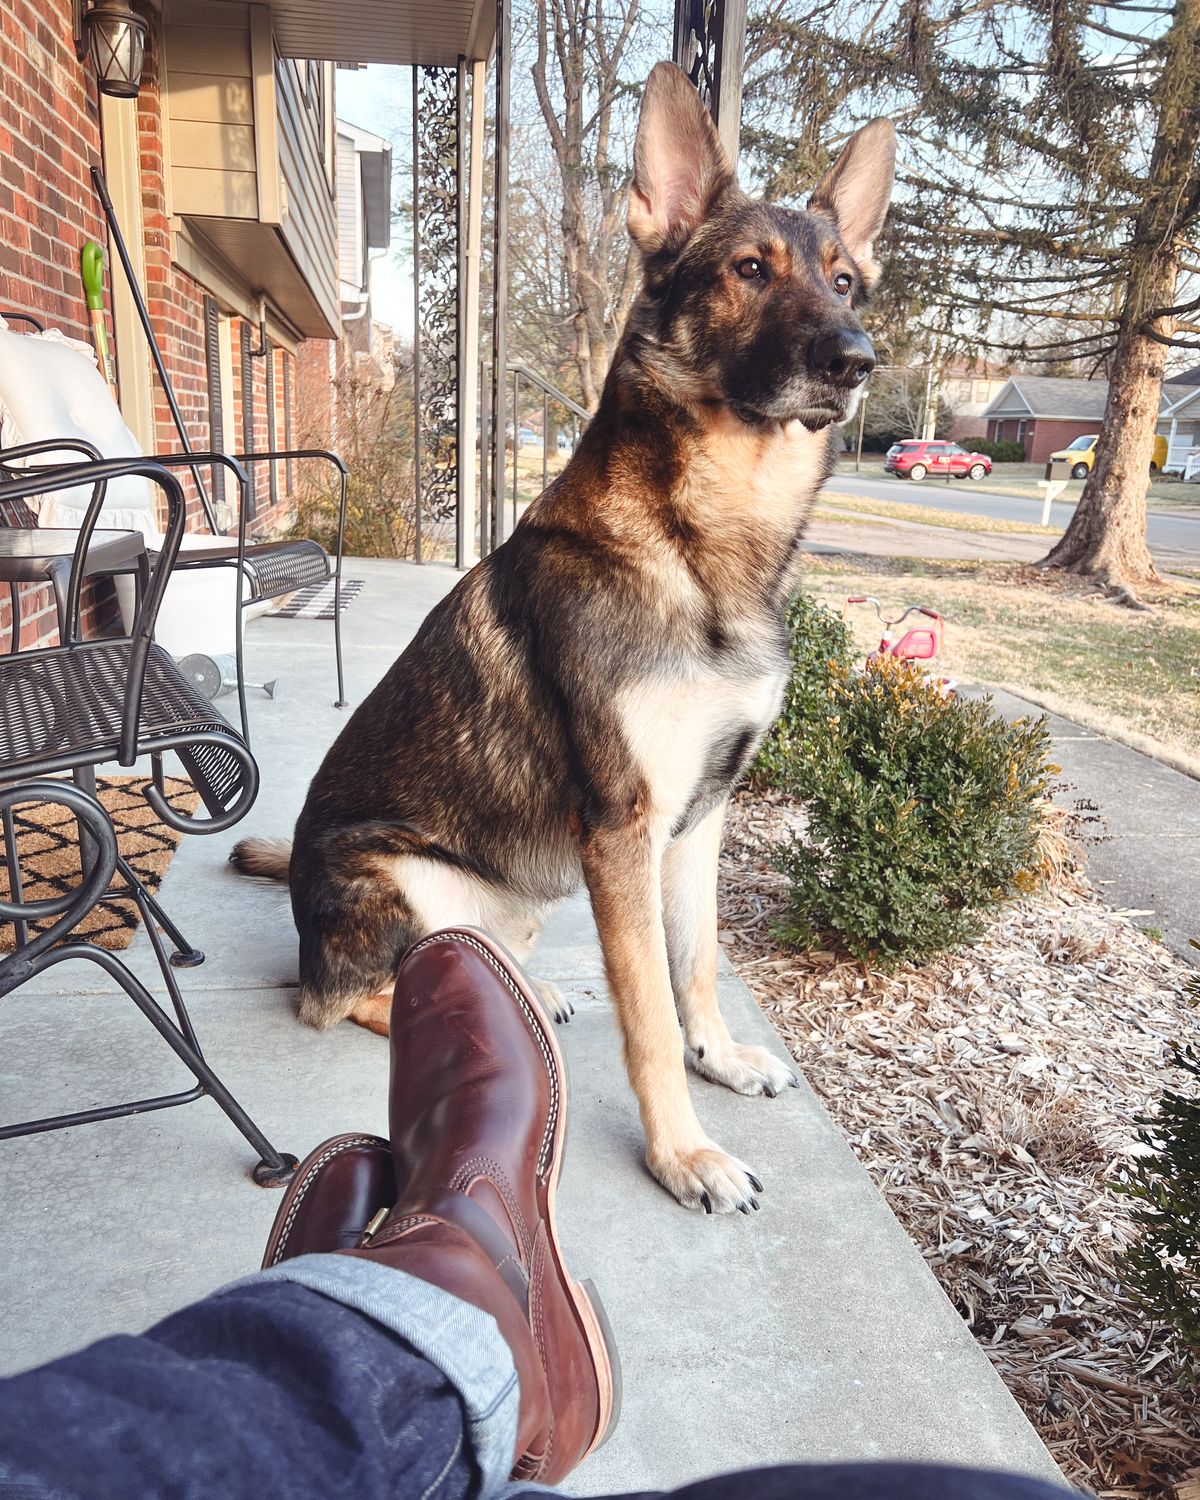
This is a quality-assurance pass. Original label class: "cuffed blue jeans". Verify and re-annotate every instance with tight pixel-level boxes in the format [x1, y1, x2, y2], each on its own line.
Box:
[0, 1254, 1075, 1500]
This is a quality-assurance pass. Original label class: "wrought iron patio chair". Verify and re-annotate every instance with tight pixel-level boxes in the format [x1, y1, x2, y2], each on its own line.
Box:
[0, 454, 296, 1185]
[0, 437, 150, 654]
[0, 437, 351, 742]
[0, 316, 351, 735]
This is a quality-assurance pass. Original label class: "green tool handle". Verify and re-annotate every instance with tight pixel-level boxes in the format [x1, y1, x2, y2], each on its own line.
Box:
[81, 241, 106, 312]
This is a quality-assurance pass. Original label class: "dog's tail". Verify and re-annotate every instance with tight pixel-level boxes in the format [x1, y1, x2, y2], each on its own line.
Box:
[229, 836, 292, 882]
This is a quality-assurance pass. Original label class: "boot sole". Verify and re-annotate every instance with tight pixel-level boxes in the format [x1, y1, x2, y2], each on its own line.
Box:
[420, 927, 622, 1463]
[261, 1132, 391, 1269]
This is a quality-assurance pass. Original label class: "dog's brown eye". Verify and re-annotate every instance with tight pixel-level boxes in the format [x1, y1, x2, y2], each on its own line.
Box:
[734, 257, 765, 280]
[833, 272, 853, 296]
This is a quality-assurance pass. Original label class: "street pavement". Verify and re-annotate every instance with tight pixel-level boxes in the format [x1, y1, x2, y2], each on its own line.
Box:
[825, 470, 1200, 561]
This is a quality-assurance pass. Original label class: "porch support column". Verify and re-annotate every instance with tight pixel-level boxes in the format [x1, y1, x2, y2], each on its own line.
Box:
[488, 0, 511, 552]
[456, 56, 486, 570]
[672, 0, 747, 171]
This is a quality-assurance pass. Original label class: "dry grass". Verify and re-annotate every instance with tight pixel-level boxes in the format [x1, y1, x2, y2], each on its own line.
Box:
[718, 788, 1200, 1497]
[816, 493, 1062, 538]
[803, 554, 1200, 775]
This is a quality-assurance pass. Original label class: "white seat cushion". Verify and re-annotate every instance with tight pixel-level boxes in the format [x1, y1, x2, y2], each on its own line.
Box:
[0, 321, 160, 541]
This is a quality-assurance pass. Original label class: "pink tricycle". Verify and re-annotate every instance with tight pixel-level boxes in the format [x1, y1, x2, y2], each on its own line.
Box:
[844, 595, 957, 697]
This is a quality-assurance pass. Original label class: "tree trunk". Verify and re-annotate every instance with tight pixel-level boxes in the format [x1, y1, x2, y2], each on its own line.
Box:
[1040, 0, 1199, 588]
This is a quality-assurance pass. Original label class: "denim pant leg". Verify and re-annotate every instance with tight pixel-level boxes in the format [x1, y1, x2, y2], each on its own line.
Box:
[0, 1254, 526, 1500]
[588, 1462, 1076, 1500]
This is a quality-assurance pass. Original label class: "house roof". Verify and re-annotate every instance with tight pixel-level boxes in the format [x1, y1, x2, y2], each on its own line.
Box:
[984, 373, 1197, 422]
[1170, 364, 1200, 386]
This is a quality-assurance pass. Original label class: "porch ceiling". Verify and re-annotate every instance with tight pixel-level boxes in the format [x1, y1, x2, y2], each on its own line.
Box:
[267, 0, 496, 66]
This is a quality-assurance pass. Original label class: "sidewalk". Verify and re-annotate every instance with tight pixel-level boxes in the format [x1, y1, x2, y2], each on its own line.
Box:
[0, 558, 1061, 1493]
[976, 688, 1200, 964]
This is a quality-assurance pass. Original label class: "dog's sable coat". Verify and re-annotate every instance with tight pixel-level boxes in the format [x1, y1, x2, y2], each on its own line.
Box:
[233, 65, 895, 1214]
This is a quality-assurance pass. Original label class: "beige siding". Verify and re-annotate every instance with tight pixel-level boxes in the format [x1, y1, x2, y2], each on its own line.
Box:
[162, 0, 338, 337]
[165, 4, 258, 219]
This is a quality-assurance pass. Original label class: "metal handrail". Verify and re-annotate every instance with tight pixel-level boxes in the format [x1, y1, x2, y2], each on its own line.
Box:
[506, 362, 590, 422]
[475, 360, 592, 552]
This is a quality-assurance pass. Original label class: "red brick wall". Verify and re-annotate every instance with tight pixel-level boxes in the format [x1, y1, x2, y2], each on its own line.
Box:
[0, 0, 118, 649]
[987, 416, 1101, 463]
[1024, 419, 1101, 467]
[0, 0, 105, 341]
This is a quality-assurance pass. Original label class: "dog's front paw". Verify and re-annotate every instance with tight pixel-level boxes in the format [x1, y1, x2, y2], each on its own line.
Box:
[648, 1141, 763, 1215]
[532, 977, 574, 1025]
[688, 1039, 799, 1098]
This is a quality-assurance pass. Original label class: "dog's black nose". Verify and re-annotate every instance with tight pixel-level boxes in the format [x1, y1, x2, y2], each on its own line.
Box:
[808, 329, 875, 388]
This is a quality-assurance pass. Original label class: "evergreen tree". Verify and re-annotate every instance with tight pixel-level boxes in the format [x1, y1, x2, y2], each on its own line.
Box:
[742, 0, 1200, 588]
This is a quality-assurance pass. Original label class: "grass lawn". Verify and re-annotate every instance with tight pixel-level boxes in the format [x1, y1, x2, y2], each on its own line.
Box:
[802, 553, 1200, 774]
[815, 494, 1061, 538]
[848, 455, 1199, 510]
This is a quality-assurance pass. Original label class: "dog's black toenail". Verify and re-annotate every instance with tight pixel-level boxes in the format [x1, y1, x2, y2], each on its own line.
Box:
[749, 1174, 764, 1193]
[700, 1192, 713, 1214]
[763, 1083, 777, 1098]
[788, 1074, 800, 1088]
[738, 1201, 750, 1214]
[751, 1198, 760, 1211]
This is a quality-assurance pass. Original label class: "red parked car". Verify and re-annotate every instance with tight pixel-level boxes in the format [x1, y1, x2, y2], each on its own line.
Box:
[884, 440, 993, 481]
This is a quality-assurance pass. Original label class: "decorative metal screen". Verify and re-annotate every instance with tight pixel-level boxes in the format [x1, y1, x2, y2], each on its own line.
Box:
[675, 0, 719, 109]
[414, 65, 459, 524]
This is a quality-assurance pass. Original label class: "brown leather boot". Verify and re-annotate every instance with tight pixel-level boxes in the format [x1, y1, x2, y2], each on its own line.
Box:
[259, 928, 619, 1487]
[261, 1134, 396, 1268]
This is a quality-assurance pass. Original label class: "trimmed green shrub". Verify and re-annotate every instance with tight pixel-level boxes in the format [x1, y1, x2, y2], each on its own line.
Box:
[961, 436, 1026, 463]
[751, 593, 855, 788]
[769, 654, 1053, 967]
[1115, 1012, 1200, 1370]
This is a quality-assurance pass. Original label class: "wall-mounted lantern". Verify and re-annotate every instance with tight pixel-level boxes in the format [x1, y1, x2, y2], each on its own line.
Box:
[74, 0, 149, 99]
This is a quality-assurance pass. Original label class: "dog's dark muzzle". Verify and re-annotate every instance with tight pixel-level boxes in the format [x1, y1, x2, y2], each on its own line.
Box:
[807, 329, 875, 389]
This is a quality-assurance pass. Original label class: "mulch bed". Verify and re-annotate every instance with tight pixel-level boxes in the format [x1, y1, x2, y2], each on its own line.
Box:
[718, 787, 1200, 1499]
[0, 776, 199, 951]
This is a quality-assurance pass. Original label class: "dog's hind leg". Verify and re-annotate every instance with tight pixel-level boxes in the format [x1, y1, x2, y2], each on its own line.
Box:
[662, 800, 798, 1098]
[294, 866, 422, 1035]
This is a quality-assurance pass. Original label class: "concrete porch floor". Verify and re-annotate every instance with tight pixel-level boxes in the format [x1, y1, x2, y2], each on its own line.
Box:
[0, 558, 1060, 1492]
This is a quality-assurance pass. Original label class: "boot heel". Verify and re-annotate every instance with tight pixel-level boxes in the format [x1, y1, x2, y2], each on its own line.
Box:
[579, 1278, 623, 1452]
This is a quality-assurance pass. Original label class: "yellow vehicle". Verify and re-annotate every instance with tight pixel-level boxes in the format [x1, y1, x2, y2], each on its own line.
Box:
[1050, 432, 1169, 479]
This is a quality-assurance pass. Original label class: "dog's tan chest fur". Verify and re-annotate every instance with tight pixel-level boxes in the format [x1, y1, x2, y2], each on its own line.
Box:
[615, 664, 785, 836]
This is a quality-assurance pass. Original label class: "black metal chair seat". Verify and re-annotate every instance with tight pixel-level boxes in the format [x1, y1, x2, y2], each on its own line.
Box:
[167, 535, 331, 601]
[0, 640, 255, 830]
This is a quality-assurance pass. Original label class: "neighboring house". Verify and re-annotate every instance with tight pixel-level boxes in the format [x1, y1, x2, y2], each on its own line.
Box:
[939, 360, 1010, 443]
[982, 373, 1197, 467]
[295, 114, 394, 447]
[338, 119, 395, 393]
[982, 376, 1112, 463]
[1160, 380, 1200, 474]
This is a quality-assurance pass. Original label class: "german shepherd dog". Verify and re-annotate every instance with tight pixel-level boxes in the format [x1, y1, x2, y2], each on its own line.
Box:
[233, 62, 894, 1214]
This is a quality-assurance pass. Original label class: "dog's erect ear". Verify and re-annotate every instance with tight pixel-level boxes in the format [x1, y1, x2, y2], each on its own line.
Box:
[808, 119, 896, 279]
[628, 62, 733, 257]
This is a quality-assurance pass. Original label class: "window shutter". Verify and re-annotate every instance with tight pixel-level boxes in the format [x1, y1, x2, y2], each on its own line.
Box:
[282, 355, 295, 493]
[266, 341, 278, 507]
[240, 321, 255, 520]
[203, 296, 225, 508]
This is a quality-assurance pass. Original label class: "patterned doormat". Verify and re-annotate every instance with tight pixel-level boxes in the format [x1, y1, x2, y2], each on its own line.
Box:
[266, 577, 364, 620]
[0, 777, 200, 952]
